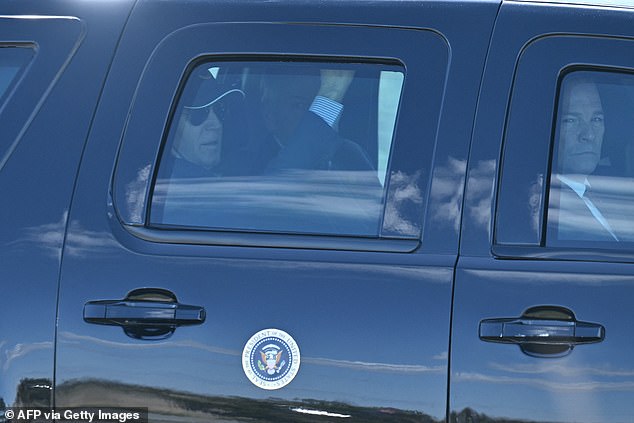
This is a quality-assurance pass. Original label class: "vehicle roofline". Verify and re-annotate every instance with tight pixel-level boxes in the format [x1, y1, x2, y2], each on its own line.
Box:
[505, 0, 634, 10]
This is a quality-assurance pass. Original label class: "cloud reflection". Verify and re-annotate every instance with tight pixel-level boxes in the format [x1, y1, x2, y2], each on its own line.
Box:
[2, 341, 53, 371]
[383, 170, 424, 236]
[59, 332, 439, 375]
[489, 362, 634, 378]
[432, 351, 448, 361]
[303, 357, 444, 374]
[7, 214, 119, 259]
[153, 171, 384, 236]
[124, 164, 152, 224]
[465, 160, 496, 235]
[59, 331, 239, 355]
[64, 221, 119, 258]
[430, 157, 466, 232]
[7, 212, 67, 259]
[455, 371, 634, 392]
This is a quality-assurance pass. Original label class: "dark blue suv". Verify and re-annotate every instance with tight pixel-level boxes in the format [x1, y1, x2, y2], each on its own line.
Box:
[2, 0, 634, 422]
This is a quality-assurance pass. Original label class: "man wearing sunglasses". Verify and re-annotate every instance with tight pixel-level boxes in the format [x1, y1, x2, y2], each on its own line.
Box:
[168, 67, 245, 178]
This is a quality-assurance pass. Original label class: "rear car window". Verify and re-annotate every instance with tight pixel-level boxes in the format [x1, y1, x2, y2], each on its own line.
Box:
[546, 70, 634, 247]
[0, 46, 32, 104]
[149, 61, 404, 237]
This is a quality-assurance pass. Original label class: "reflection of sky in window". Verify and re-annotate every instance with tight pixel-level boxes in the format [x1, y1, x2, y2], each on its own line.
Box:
[153, 171, 385, 236]
[0, 66, 21, 97]
[378, 71, 404, 185]
[0, 47, 33, 100]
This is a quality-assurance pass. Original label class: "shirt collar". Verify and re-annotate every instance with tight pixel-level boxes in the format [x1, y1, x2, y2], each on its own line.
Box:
[557, 174, 590, 198]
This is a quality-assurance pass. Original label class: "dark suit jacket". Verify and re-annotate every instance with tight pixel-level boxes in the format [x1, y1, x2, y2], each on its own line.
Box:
[231, 111, 374, 175]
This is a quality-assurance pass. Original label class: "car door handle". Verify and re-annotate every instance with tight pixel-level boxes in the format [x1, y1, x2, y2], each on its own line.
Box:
[479, 306, 604, 357]
[83, 288, 205, 340]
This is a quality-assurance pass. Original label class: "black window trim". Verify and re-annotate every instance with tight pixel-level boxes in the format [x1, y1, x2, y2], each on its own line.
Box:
[111, 22, 450, 252]
[124, 224, 420, 253]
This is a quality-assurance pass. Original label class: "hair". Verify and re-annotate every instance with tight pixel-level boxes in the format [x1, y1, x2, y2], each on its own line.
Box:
[558, 72, 604, 115]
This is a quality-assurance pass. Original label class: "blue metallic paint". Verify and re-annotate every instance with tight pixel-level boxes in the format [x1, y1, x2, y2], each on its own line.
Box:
[0, 0, 135, 410]
[52, 0, 498, 420]
[3, 0, 632, 422]
[455, 2, 634, 422]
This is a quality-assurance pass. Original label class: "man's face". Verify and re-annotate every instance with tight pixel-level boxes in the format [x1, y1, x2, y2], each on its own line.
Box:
[260, 74, 317, 145]
[173, 105, 223, 169]
[557, 81, 605, 176]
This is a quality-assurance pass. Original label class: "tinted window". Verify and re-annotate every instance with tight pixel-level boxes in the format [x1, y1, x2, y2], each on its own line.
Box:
[547, 70, 634, 246]
[150, 61, 404, 237]
[0, 46, 32, 104]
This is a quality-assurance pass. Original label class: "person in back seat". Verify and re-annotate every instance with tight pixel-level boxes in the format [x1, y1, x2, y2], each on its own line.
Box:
[162, 66, 245, 179]
[235, 66, 375, 175]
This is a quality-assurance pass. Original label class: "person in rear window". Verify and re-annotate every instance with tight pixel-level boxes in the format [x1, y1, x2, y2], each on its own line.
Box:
[551, 75, 620, 241]
[166, 67, 244, 179]
[236, 66, 374, 175]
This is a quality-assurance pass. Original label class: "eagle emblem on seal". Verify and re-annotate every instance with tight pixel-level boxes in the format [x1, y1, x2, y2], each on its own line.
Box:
[258, 344, 287, 375]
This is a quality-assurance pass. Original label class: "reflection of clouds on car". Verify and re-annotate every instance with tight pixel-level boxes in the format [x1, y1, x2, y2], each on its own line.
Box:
[153, 170, 384, 236]
[489, 361, 634, 378]
[6, 213, 66, 259]
[430, 157, 467, 233]
[64, 222, 121, 257]
[9, 213, 119, 258]
[382, 170, 424, 236]
[2, 341, 53, 372]
[304, 357, 444, 374]
[58, 331, 442, 375]
[464, 160, 497, 233]
[454, 371, 634, 393]
[124, 164, 152, 224]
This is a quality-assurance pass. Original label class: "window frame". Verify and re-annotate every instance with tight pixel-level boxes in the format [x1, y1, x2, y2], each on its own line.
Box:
[0, 16, 84, 171]
[111, 22, 449, 252]
[493, 34, 634, 262]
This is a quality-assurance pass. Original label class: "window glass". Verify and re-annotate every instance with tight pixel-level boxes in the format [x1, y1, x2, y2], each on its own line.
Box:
[0, 47, 33, 103]
[150, 61, 404, 236]
[378, 71, 403, 185]
[547, 70, 634, 246]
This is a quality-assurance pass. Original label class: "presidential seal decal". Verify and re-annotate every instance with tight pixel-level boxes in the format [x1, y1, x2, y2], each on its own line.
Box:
[242, 328, 300, 390]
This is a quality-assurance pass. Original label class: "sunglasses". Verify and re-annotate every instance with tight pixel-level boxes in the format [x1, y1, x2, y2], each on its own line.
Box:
[184, 101, 227, 126]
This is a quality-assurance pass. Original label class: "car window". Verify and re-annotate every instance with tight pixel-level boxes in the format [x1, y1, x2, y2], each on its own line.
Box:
[546, 70, 634, 246]
[149, 61, 404, 237]
[0, 46, 33, 104]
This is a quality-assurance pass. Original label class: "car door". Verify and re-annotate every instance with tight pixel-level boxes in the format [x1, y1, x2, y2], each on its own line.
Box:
[0, 2, 134, 413]
[53, 0, 498, 421]
[453, 2, 634, 422]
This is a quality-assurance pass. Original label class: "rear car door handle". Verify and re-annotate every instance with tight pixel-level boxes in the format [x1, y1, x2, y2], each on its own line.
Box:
[84, 288, 205, 340]
[479, 306, 605, 357]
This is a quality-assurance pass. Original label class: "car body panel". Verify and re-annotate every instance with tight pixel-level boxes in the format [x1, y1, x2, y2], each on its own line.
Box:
[0, 0, 135, 410]
[52, 1, 498, 421]
[2, 1, 633, 422]
[453, 2, 634, 422]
